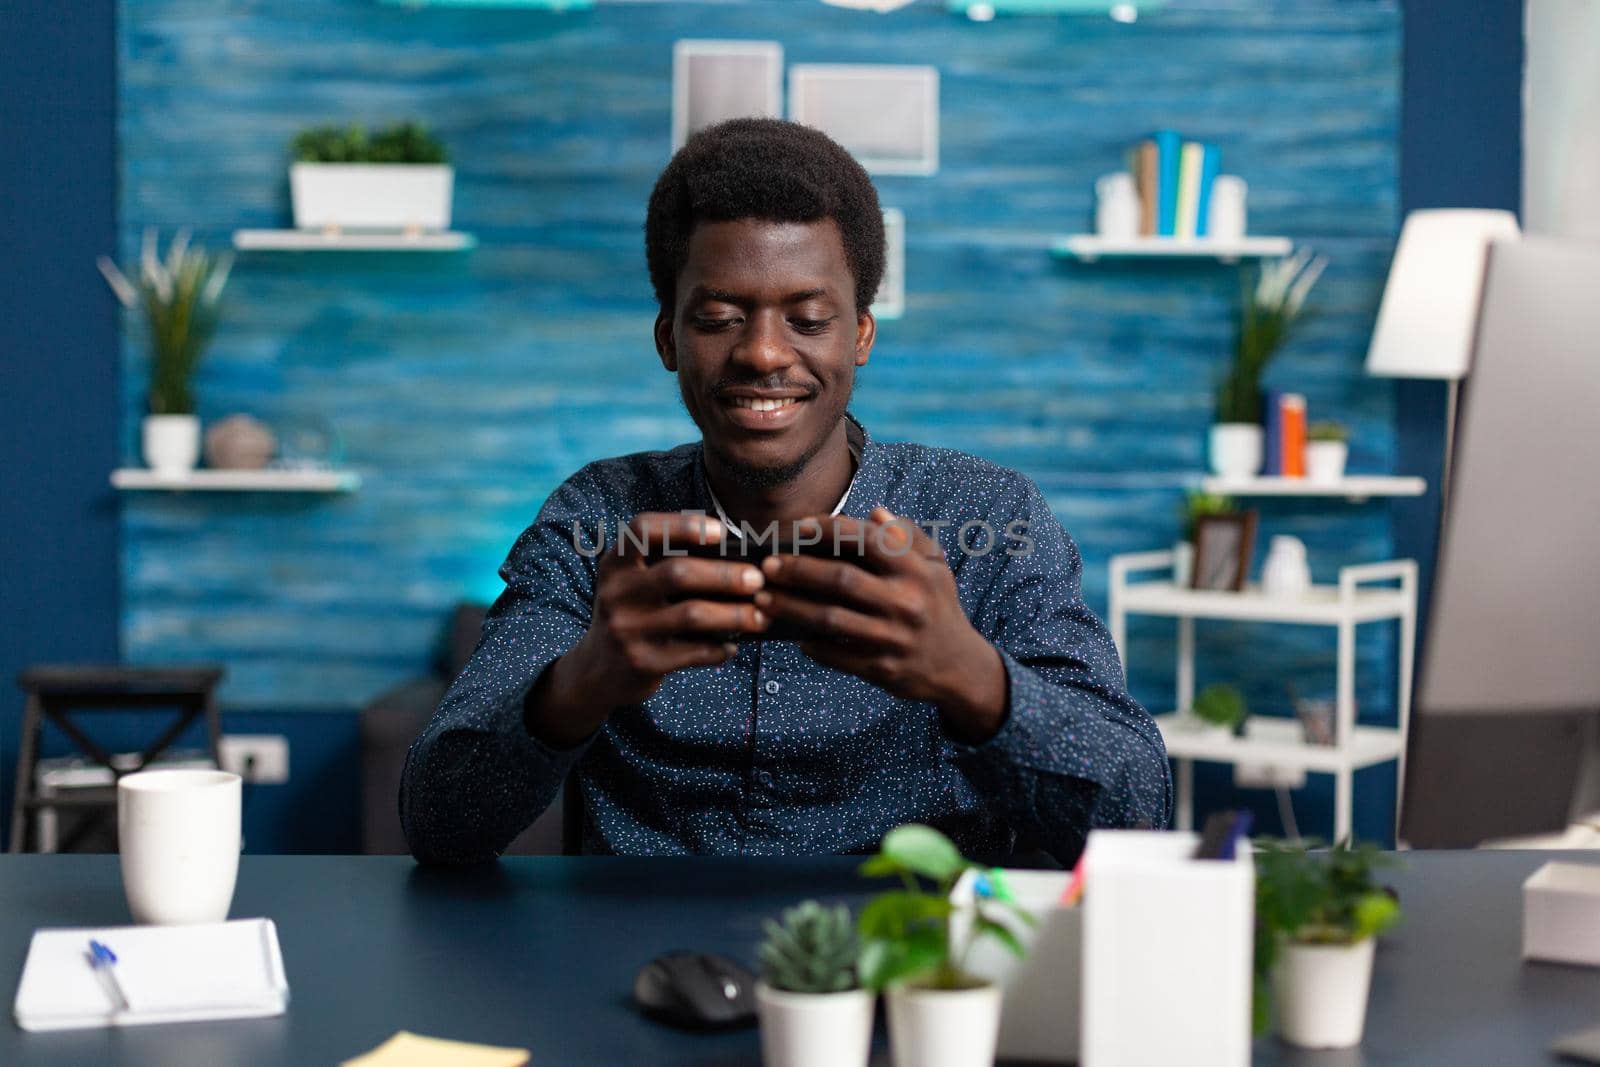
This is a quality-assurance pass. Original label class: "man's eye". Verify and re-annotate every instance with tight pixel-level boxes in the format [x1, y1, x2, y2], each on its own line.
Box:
[693, 317, 740, 331]
[791, 318, 835, 334]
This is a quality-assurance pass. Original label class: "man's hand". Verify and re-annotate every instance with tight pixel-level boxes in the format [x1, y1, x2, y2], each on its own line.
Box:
[526, 511, 767, 747]
[754, 506, 1008, 745]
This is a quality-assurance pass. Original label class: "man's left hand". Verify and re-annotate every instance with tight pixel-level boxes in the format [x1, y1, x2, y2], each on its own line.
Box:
[754, 506, 1008, 745]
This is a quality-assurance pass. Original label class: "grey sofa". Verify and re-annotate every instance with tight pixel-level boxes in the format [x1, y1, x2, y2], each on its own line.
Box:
[360, 603, 569, 855]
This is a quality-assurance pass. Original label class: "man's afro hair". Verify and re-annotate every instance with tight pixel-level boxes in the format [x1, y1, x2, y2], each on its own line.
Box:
[645, 118, 885, 313]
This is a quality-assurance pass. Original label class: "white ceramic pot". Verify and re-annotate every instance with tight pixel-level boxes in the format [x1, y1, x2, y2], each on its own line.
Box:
[1306, 441, 1349, 483]
[886, 983, 1001, 1067]
[290, 163, 454, 231]
[1260, 535, 1311, 599]
[1273, 938, 1376, 1049]
[756, 984, 874, 1067]
[1209, 423, 1263, 478]
[1208, 175, 1248, 241]
[142, 414, 201, 476]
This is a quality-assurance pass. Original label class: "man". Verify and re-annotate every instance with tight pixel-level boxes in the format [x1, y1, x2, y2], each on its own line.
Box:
[401, 118, 1170, 863]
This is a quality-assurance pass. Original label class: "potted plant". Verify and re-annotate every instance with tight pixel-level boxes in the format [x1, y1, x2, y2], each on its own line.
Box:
[290, 121, 452, 232]
[1211, 251, 1328, 477]
[97, 229, 232, 476]
[857, 824, 1032, 1067]
[755, 901, 872, 1067]
[1306, 421, 1350, 483]
[1191, 682, 1248, 738]
[1255, 839, 1401, 1050]
[1176, 491, 1235, 585]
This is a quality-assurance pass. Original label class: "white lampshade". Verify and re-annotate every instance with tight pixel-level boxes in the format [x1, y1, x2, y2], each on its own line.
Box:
[1365, 209, 1521, 380]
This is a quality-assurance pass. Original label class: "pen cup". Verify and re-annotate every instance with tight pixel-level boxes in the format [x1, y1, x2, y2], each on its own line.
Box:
[117, 769, 242, 925]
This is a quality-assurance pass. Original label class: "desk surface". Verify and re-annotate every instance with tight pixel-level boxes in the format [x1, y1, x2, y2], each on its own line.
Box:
[0, 850, 1594, 1065]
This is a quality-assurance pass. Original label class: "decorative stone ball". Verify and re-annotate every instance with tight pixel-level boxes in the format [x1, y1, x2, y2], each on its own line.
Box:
[204, 414, 277, 470]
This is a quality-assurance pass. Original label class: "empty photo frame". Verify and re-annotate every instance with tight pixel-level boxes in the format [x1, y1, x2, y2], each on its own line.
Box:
[672, 40, 784, 151]
[874, 208, 905, 319]
[788, 64, 940, 175]
[1191, 512, 1258, 592]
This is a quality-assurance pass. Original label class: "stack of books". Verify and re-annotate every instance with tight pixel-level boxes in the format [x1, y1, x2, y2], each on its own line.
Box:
[1262, 391, 1307, 476]
[1127, 132, 1221, 239]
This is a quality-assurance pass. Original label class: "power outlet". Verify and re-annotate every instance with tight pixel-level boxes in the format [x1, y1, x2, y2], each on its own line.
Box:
[219, 734, 290, 785]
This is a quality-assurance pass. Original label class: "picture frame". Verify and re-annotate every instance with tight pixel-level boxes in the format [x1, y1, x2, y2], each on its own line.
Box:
[672, 40, 784, 152]
[1191, 511, 1258, 592]
[787, 64, 940, 175]
[874, 207, 905, 319]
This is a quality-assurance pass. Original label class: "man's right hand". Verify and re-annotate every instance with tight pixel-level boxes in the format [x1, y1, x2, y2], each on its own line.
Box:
[524, 511, 767, 747]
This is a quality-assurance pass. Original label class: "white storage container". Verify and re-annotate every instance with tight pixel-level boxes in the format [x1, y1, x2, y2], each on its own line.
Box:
[1524, 862, 1600, 966]
[290, 163, 453, 232]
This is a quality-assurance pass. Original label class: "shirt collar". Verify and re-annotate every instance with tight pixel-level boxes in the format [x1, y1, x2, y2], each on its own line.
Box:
[695, 413, 878, 536]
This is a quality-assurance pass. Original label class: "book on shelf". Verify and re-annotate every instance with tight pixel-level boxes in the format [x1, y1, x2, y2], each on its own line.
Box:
[1176, 142, 1203, 239]
[1280, 393, 1307, 477]
[1133, 139, 1158, 236]
[1129, 133, 1222, 241]
[1262, 389, 1284, 476]
[1194, 142, 1221, 237]
[1152, 130, 1182, 237]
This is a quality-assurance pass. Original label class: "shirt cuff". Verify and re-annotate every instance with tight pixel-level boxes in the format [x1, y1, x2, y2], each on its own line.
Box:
[948, 647, 1121, 791]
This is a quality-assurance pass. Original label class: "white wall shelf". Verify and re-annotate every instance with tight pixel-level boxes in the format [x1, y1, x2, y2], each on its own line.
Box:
[111, 469, 361, 493]
[1051, 235, 1293, 264]
[1108, 549, 1418, 842]
[1200, 474, 1426, 501]
[232, 230, 476, 252]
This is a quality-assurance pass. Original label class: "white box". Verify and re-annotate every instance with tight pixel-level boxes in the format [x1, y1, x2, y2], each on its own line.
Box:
[952, 868, 1079, 1064]
[1524, 862, 1600, 966]
[1080, 830, 1254, 1067]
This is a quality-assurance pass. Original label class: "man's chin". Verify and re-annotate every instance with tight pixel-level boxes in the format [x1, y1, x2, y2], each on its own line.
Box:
[713, 449, 813, 492]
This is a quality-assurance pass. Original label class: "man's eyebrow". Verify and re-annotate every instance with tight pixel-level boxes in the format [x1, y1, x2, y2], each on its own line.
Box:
[690, 286, 832, 305]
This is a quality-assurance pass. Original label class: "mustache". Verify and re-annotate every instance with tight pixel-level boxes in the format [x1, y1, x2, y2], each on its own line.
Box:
[710, 377, 820, 398]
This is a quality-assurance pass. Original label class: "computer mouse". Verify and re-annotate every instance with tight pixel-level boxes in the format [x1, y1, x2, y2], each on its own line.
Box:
[632, 950, 758, 1031]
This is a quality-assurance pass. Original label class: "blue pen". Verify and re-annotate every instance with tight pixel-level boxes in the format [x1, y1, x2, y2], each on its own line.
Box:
[86, 939, 129, 1014]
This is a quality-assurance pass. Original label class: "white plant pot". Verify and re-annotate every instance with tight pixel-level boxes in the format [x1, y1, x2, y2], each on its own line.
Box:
[1273, 938, 1376, 1049]
[1172, 540, 1194, 587]
[886, 983, 1001, 1067]
[142, 415, 201, 476]
[1306, 441, 1349, 483]
[1209, 422, 1264, 478]
[290, 163, 454, 231]
[756, 984, 874, 1067]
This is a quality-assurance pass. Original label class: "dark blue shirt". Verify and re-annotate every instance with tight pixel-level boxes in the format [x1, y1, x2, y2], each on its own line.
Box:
[401, 418, 1171, 862]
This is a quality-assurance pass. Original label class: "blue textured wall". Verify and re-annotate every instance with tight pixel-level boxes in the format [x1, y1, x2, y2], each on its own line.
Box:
[116, 0, 1402, 840]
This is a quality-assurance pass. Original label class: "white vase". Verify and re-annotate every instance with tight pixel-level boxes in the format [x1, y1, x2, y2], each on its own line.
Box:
[1273, 938, 1376, 1049]
[290, 163, 454, 232]
[756, 984, 874, 1067]
[1172, 540, 1194, 587]
[142, 414, 201, 476]
[1208, 175, 1248, 241]
[1306, 441, 1349, 483]
[1095, 172, 1139, 240]
[1209, 423, 1264, 478]
[886, 983, 1001, 1067]
[1260, 535, 1311, 599]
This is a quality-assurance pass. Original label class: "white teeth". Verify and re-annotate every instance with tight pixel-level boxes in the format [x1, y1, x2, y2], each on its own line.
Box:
[731, 397, 797, 412]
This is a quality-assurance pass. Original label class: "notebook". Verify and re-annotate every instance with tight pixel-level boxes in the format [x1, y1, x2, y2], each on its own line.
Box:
[13, 918, 288, 1032]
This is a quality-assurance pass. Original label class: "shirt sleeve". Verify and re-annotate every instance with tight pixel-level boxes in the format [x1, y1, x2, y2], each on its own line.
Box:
[399, 476, 601, 865]
[950, 477, 1173, 863]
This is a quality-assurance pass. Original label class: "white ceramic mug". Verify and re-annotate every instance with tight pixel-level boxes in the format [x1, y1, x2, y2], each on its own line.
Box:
[118, 769, 242, 925]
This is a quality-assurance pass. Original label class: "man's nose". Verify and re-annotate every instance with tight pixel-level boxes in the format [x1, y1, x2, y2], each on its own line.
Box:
[729, 309, 796, 377]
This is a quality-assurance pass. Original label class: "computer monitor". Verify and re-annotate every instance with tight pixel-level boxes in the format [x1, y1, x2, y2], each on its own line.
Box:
[1400, 236, 1600, 848]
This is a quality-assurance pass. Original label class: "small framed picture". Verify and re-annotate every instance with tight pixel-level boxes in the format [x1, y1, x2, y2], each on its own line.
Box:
[874, 207, 905, 319]
[787, 64, 940, 175]
[1191, 512, 1258, 592]
[672, 40, 784, 152]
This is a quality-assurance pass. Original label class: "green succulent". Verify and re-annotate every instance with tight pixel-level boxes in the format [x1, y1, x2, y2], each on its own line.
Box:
[1308, 421, 1349, 444]
[1180, 491, 1236, 543]
[757, 900, 859, 994]
[292, 121, 447, 164]
[1192, 683, 1248, 731]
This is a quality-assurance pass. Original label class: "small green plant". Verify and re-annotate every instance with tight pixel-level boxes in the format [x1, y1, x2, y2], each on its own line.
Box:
[292, 121, 448, 164]
[97, 229, 232, 416]
[856, 824, 1033, 992]
[1217, 251, 1328, 424]
[1180, 491, 1236, 543]
[1253, 839, 1401, 1034]
[1308, 421, 1348, 444]
[757, 900, 859, 994]
[1192, 683, 1248, 731]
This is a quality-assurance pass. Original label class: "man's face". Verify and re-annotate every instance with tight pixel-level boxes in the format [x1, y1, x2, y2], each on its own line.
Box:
[655, 218, 874, 488]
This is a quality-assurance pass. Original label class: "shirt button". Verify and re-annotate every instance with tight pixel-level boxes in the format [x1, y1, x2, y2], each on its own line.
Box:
[764, 680, 781, 695]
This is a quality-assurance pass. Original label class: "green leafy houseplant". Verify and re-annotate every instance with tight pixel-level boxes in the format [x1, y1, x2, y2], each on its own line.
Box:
[856, 824, 1033, 992]
[1192, 682, 1248, 732]
[1308, 421, 1349, 444]
[1180, 490, 1236, 543]
[1216, 251, 1329, 424]
[97, 229, 233, 415]
[758, 901, 859, 994]
[1253, 839, 1401, 1034]
[292, 121, 448, 164]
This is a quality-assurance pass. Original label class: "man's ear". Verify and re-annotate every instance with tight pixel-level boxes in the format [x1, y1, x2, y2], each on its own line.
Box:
[654, 309, 677, 372]
[854, 308, 876, 368]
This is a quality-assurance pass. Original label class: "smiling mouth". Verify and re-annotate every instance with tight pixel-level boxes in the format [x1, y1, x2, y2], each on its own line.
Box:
[728, 397, 801, 412]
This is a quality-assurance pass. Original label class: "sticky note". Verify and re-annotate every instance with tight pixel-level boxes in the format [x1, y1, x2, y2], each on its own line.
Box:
[341, 1031, 529, 1067]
